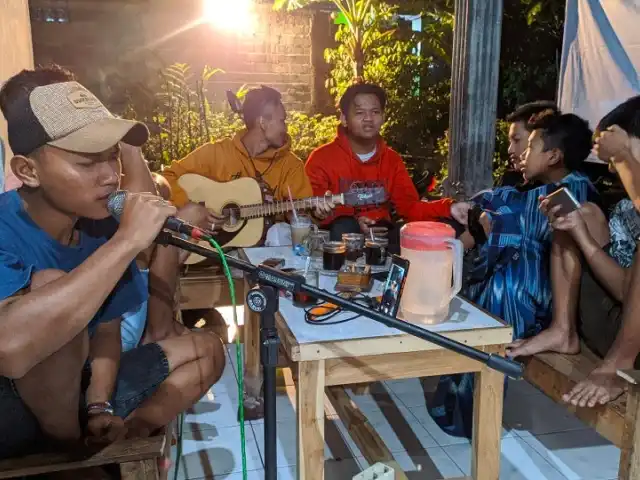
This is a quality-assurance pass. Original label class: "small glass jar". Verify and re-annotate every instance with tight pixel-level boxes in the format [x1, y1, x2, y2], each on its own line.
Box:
[342, 233, 365, 262]
[365, 237, 389, 266]
[323, 241, 347, 271]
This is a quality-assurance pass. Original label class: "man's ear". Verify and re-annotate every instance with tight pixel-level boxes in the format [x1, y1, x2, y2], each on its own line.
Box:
[340, 113, 347, 128]
[11, 155, 41, 188]
[548, 148, 562, 167]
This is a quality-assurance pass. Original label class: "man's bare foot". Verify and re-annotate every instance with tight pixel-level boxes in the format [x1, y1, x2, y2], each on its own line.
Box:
[563, 364, 628, 407]
[506, 327, 580, 358]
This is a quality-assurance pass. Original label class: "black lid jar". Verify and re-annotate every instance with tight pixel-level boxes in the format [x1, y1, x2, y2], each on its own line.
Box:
[323, 241, 347, 271]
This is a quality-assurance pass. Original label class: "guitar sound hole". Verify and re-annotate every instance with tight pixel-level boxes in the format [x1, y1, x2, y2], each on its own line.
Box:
[221, 203, 242, 227]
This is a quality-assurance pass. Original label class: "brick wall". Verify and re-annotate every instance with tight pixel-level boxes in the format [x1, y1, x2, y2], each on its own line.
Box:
[29, 0, 334, 114]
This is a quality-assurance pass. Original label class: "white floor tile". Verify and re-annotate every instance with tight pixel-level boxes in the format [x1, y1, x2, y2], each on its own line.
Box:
[444, 436, 566, 480]
[190, 468, 265, 480]
[275, 456, 365, 479]
[185, 389, 241, 432]
[503, 389, 588, 437]
[249, 387, 297, 426]
[179, 425, 263, 478]
[252, 416, 356, 467]
[338, 405, 439, 457]
[358, 448, 465, 478]
[407, 403, 513, 447]
[519, 430, 620, 480]
[346, 388, 403, 416]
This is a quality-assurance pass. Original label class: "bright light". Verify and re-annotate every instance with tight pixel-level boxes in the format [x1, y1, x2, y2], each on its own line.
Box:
[203, 0, 257, 35]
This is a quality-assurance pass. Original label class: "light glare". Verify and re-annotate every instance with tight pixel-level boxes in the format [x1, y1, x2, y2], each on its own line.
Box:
[203, 0, 257, 34]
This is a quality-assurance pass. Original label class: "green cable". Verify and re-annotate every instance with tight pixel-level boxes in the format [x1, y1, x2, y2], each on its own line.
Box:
[207, 236, 248, 479]
[173, 236, 247, 480]
[172, 412, 184, 480]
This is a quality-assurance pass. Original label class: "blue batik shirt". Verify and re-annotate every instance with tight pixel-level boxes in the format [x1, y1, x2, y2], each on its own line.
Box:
[0, 190, 147, 331]
[464, 171, 599, 339]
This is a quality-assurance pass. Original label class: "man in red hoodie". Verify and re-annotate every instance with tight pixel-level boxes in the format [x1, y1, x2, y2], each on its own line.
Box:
[305, 83, 469, 244]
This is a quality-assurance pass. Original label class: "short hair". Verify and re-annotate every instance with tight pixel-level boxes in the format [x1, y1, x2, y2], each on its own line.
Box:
[339, 83, 387, 116]
[0, 65, 75, 121]
[506, 101, 559, 130]
[529, 110, 593, 171]
[241, 86, 283, 128]
[596, 95, 640, 138]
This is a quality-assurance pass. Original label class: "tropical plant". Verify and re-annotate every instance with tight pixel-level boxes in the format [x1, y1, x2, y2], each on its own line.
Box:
[274, 0, 378, 79]
[123, 63, 338, 171]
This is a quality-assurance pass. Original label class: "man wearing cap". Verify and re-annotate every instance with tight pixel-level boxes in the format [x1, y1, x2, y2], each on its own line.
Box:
[0, 66, 226, 460]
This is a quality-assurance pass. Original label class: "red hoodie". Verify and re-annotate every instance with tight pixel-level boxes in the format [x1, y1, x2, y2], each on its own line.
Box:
[305, 128, 453, 225]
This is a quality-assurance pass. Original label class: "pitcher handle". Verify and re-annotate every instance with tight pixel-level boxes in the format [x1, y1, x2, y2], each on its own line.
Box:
[444, 237, 463, 302]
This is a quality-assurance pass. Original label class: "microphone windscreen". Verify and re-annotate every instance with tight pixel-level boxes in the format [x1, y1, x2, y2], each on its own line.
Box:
[107, 190, 128, 220]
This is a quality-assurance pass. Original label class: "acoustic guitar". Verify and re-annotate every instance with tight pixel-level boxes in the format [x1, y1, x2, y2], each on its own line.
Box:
[177, 174, 387, 265]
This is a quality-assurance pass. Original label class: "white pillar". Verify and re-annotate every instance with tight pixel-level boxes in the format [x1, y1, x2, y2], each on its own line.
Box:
[0, 0, 33, 188]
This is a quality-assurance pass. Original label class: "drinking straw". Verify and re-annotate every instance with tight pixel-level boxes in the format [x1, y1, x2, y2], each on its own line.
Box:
[287, 185, 299, 223]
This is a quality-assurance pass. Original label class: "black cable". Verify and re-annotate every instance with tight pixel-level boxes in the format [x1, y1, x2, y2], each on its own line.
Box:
[303, 293, 376, 325]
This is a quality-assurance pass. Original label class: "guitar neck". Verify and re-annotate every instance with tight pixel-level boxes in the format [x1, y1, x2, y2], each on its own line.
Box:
[240, 194, 345, 219]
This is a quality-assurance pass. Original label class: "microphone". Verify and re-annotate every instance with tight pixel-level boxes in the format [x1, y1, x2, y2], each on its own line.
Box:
[107, 190, 211, 241]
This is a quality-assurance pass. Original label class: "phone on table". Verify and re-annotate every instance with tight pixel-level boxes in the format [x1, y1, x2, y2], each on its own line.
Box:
[545, 187, 581, 216]
[378, 255, 410, 318]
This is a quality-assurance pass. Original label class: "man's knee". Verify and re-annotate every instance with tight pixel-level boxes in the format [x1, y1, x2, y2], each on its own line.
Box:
[202, 332, 226, 385]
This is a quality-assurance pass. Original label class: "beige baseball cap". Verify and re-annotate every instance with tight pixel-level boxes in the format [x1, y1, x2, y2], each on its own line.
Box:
[6, 81, 148, 156]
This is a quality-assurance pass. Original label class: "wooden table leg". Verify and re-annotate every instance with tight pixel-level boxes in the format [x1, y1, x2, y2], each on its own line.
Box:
[242, 275, 264, 418]
[471, 350, 505, 480]
[297, 360, 325, 480]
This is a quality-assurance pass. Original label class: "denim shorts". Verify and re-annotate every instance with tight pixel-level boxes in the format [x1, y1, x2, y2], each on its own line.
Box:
[0, 342, 170, 460]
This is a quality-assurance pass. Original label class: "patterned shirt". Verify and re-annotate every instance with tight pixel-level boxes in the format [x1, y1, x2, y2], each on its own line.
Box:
[463, 171, 599, 339]
[607, 198, 640, 268]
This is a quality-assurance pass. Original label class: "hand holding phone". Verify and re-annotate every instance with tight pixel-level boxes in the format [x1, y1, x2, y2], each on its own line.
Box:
[543, 187, 581, 217]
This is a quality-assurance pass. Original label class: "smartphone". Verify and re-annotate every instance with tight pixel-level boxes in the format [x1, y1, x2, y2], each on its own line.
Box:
[378, 255, 410, 318]
[545, 187, 581, 216]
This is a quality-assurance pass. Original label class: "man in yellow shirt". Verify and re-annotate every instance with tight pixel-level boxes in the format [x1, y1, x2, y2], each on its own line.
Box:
[162, 86, 331, 228]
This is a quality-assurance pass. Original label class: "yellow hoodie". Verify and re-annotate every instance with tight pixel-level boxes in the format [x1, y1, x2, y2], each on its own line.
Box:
[162, 130, 312, 207]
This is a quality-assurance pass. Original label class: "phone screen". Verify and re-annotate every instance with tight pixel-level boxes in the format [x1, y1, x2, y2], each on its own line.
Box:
[378, 255, 410, 317]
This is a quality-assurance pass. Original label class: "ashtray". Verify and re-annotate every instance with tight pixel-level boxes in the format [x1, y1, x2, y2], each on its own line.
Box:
[336, 263, 373, 293]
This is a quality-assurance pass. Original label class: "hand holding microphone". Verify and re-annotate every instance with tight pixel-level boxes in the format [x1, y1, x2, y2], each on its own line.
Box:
[109, 191, 177, 251]
[107, 191, 213, 252]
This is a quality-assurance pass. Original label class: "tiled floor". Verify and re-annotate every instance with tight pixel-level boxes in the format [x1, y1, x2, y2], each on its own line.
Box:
[171, 321, 621, 479]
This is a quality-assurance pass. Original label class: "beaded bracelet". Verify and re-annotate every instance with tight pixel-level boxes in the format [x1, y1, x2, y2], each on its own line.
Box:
[86, 401, 115, 416]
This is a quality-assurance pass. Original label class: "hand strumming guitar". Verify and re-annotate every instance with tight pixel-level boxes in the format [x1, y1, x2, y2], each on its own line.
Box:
[177, 202, 225, 233]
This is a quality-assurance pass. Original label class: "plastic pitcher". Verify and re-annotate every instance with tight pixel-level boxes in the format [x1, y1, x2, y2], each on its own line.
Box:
[399, 222, 463, 324]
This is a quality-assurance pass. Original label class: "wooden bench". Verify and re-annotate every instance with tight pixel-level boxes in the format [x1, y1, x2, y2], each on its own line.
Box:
[0, 425, 172, 479]
[523, 346, 640, 479]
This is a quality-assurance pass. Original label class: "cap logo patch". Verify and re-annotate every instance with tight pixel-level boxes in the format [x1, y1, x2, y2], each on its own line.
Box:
[67, 87, 101, 109]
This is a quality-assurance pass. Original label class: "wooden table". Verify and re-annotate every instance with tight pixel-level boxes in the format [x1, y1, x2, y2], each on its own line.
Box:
[241, 247, 512, 480]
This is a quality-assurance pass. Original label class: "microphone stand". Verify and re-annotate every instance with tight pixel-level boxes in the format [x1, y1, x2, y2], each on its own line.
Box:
[158, 232, 523, 480]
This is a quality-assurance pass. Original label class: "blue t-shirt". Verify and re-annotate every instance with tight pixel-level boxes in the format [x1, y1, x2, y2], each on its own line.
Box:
[121, 269, 149, 351]
[0, 190, 147, 330]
